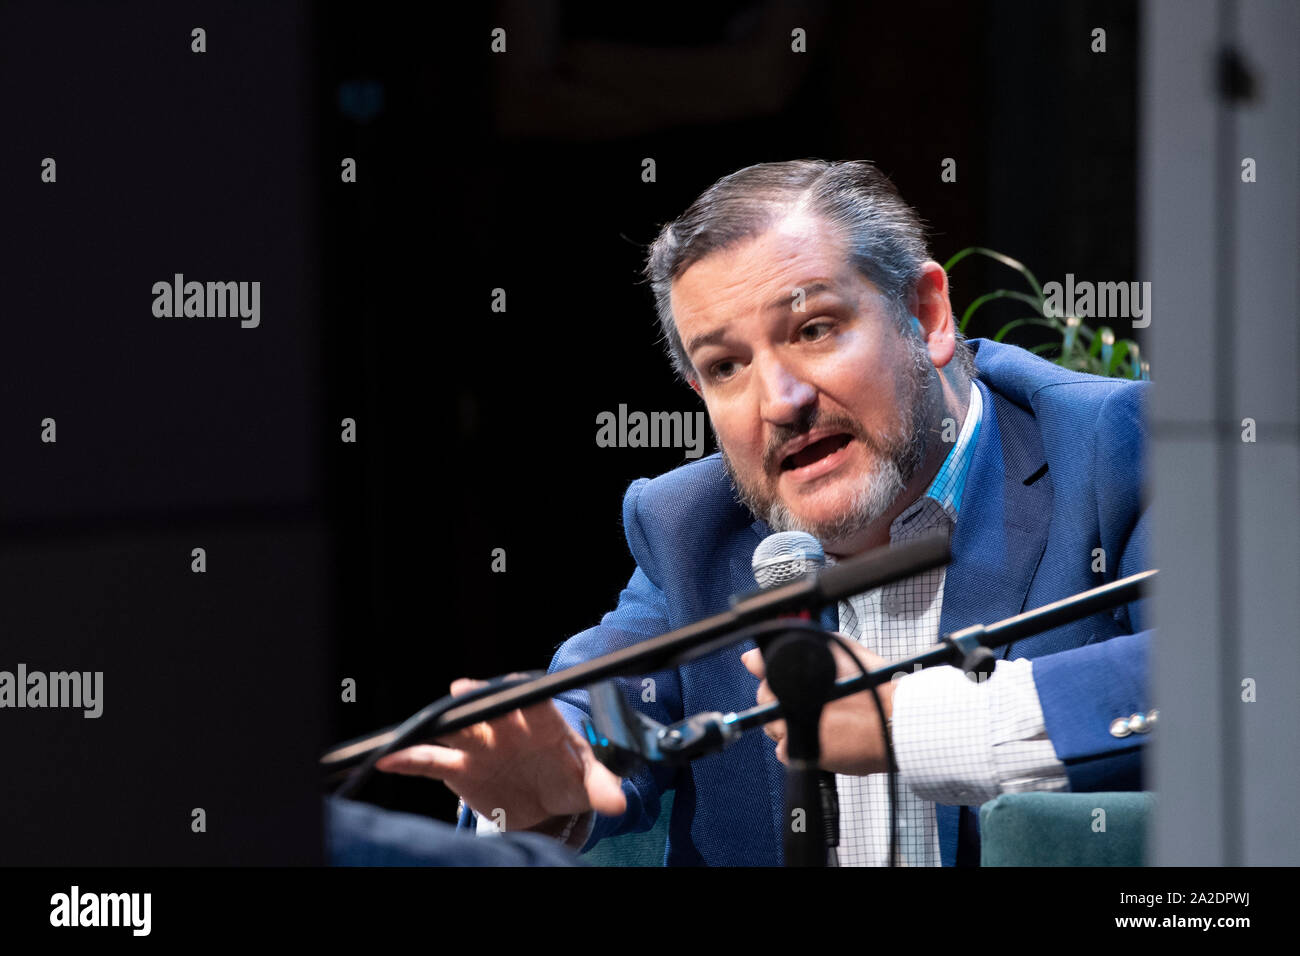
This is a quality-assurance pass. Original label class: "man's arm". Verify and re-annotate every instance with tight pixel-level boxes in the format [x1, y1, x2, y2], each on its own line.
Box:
[889, 657, 1068, 806]
[896, 383, 1154, 799]
[1031, 392, 1153, 791]
[890, 628, 1151, 803]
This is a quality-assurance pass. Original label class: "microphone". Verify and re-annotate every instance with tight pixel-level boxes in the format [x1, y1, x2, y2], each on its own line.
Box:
[751, 531, 842, 866]
[752, 531, 826, 589]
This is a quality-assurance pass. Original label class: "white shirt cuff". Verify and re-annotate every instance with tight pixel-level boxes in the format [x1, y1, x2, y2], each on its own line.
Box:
[890, 658, 1069, 806]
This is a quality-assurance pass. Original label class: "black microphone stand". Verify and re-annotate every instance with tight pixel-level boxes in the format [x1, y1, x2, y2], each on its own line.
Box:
[762, 627, 839, 867]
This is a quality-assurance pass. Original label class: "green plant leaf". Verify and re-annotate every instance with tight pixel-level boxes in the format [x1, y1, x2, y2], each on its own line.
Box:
[1107, 339, 1134, 377]
[943, 246, 1044, 300]
[959, 290, 1046, 333]
[1088, 326, 1114, 358]
[947, 247, 1152, 380]
[992, 317, 1063, 342]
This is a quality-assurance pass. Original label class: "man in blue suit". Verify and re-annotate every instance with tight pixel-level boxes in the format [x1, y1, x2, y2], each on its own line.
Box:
[377, 159, 1153, 866]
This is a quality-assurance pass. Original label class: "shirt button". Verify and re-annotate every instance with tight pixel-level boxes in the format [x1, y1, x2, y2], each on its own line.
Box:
[1109, 717, 1132, 738]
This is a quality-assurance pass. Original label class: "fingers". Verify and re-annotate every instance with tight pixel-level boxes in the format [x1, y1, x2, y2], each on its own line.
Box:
[841, 636, 885, 668]
[576, 735, 628, 816]
[372, 678, 498, 781]
[827, 637, 887, 678]
[747, 652, 786, 753]
[450, 677, 489, 697]
[827, 640, 861, 678]
[374, 683, 626, 829]
[374, 743, 467, 779]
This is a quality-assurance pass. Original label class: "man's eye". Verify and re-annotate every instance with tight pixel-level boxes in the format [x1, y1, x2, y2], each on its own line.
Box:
[799, 321, 833, 342]
[709, 360, 739, 381]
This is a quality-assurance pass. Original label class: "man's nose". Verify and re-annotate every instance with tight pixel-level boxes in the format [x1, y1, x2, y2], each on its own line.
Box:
[756, 354, 816, 426]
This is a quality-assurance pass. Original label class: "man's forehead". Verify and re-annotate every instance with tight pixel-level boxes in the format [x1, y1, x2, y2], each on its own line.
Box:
[670, 225, 863, 325]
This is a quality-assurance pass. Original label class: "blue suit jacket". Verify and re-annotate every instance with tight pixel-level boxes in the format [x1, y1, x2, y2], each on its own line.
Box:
[549, 339, 1152, 866]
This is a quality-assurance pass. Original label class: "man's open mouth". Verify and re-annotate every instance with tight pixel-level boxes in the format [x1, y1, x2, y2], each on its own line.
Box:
[780, 434, 853, 471]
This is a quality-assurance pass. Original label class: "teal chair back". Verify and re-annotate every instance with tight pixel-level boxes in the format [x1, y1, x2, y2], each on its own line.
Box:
[979, 792, 1155, 866]
[579, 790, 1154, 865]
[580, 791, 674, 866]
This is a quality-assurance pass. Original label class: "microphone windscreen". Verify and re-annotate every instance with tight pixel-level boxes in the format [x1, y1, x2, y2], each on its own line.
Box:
[752, 531, 825, 589]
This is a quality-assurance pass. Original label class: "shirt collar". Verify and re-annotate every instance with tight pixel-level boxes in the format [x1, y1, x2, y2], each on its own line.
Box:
[923, 379, 983, 520]
[888, 380, 983, 536]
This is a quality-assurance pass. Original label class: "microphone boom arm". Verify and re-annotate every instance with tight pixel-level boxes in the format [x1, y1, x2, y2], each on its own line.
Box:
[648, 568, 1157, 764]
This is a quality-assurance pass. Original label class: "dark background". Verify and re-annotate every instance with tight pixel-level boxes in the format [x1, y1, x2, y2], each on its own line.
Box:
[0, 0, 1140, 862]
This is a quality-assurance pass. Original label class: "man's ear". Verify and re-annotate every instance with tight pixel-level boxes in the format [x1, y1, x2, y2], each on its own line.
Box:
[688, 377, 701, 396]
[911, 261, 957, 370]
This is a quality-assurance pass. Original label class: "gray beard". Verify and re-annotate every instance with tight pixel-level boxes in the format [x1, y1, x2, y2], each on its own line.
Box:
[718, 337, 936, 546]
[760, 453, 911, 541]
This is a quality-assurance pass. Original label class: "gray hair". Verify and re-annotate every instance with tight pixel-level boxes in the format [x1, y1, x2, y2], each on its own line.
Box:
[643, 158, 975, 382]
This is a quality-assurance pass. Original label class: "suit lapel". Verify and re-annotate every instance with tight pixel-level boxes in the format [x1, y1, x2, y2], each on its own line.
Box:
[937, 378, 1052, 866]
[940, 379, 1053, 640]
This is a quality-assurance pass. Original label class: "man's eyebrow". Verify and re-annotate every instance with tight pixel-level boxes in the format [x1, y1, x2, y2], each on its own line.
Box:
[685, 282, 841, 356]
[684, 327, 729, 357]
[764, 280, 837, 312]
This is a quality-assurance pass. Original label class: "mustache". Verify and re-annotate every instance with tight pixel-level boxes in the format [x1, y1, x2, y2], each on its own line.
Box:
[763, 411, 880, 473]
